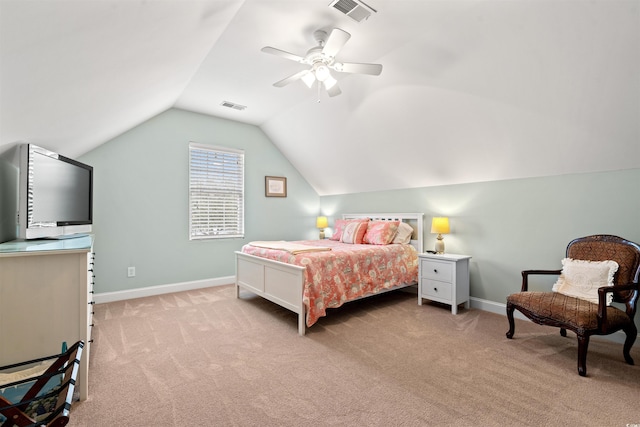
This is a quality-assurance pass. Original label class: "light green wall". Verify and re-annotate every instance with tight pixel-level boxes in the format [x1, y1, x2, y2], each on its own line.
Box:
[80, 108, 319, 293]
[320, 168, 640, 305]
[80, 107, 639, 311]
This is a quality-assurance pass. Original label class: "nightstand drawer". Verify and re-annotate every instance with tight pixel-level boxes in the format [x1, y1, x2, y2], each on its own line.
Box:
[422, 279, 452, 301]
[421, 259, 453, 282]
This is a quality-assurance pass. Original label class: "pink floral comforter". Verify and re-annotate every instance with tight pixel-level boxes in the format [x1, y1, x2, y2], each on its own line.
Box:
[241, 240, 418, 327]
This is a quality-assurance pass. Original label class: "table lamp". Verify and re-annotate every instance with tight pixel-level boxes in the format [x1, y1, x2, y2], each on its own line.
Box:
[316, 216, 328, 239]
[431, 217, 450, 254]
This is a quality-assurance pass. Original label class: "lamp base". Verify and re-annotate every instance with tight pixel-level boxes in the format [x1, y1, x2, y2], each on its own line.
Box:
[319, 229, 325, 240]
[435, 234, 445, 254]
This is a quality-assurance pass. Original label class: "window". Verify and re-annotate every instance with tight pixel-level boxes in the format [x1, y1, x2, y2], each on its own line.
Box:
[189, 142, 244, 240]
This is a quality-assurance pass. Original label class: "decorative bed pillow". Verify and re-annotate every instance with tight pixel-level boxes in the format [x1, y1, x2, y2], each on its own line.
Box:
[363, 221, 400, 245]
[552, 258, 619, 305]
[330, 219, 348, 241]
[340, 220, 369, 244]
[392, 222, 414, 244]
[331, 219, 368, 241]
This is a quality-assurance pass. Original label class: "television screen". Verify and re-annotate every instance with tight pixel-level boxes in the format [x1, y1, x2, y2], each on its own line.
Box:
[30, 151, 92, 225]
[19, 144, 93, 239]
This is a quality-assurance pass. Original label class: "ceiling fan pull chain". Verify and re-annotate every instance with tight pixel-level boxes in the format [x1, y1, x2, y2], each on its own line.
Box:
[317, 81, 321, 103]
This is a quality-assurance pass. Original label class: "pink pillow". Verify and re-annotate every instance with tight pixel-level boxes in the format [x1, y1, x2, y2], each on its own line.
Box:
[340, 220, 369, 244]
[363, 221, 400, 245]
[330, 219, 348, 241]
[331, 218, 368, 241]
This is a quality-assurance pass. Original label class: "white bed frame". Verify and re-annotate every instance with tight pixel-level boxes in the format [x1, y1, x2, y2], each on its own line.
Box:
[235, 213, 424, 335]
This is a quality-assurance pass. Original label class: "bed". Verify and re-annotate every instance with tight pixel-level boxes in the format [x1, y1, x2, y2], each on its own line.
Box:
[235, 213, 424, 335]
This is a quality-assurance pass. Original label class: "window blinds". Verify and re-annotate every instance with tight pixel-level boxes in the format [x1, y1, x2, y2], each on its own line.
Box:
[189, 143, 244, 240]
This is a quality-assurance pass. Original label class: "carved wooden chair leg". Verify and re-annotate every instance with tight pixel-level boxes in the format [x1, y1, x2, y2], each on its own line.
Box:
[623, 324, 637, 365]
[506, 302, 516, 339]
[560, 327, 567, 337]
[577, 334, 590, 376]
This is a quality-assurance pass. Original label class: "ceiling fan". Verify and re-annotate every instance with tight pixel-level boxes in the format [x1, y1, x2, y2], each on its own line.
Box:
[261, 28, 383, 97]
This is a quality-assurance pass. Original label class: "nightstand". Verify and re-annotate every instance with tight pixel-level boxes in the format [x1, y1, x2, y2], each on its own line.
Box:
[418, 253, 472, 314]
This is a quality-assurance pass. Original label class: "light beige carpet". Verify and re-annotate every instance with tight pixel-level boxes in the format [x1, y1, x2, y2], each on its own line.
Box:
[69, 285, 640, 426]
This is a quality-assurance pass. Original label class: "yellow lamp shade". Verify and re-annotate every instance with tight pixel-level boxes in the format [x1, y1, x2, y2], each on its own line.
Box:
[316, 216, 328, 229]
[431, 217, 450, 234]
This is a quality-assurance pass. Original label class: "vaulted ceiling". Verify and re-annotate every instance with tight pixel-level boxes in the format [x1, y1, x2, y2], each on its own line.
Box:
[1, 0, 638, 196]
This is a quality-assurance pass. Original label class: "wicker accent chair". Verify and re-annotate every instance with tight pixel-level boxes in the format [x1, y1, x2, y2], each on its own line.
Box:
[506, 235, 640, 376]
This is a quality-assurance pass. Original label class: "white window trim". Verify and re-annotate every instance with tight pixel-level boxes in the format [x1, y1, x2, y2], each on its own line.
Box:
[189, 142, 244, 240]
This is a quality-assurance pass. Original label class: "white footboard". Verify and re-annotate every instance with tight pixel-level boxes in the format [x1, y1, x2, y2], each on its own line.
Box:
[235, 251, 307, 335]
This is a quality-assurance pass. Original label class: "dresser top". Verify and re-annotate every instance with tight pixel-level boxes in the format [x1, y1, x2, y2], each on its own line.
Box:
[0, 235, 93, 255]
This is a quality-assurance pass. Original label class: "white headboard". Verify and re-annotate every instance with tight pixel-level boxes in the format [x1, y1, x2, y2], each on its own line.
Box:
[341, 213, 424, 253]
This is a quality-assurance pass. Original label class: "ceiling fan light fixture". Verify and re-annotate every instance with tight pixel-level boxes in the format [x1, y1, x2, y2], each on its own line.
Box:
[323, 76, 337, 90]
[314, 64, 331, 82]
[301, 72, 315, 88]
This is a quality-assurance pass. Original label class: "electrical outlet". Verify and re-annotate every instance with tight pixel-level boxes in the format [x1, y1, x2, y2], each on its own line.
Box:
[127, 266, 135, 278]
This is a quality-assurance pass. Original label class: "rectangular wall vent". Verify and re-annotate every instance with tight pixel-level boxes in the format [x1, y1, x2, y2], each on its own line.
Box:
[220, 101, 247, 111]
[329, 0, 377, 23]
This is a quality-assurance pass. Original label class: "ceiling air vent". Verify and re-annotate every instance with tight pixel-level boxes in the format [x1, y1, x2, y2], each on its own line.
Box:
[220, 101, 246, 111]
[329, 0, 376, 23]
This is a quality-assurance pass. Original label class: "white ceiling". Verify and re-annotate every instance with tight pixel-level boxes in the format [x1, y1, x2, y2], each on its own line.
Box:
[1, 0, 638, 196]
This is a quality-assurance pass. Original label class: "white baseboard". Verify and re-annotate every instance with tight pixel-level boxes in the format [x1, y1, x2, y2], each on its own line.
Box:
[469, 296, 633, 344]
[470, 296, 530, 320]
[93, 276, 234, 304]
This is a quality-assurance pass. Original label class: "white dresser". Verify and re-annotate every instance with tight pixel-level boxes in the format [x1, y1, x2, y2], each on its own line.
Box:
[418, 253, 471, 314]
[0, 236, 94, 400]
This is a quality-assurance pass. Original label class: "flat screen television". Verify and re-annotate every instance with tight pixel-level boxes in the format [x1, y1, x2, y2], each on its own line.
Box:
[18, 144, 93, 239]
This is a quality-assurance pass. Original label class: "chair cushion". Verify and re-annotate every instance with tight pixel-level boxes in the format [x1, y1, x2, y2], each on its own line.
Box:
[507, 291, 632, 333]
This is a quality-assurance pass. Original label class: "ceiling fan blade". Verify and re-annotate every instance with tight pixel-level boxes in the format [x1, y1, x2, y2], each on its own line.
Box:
[273, 70, 311, 87]
[333, 62, 383, 76]
[325, 82, 342, 97]
[261, 46, 304, 63]
[322, 28, 351, 58]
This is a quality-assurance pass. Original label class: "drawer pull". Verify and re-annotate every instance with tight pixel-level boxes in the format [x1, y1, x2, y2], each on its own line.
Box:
[433, 287, 438, 292]
[433, 269, 438, 273]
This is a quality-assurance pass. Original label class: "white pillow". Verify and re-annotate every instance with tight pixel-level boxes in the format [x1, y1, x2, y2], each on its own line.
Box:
[552, 258, 619, 305]
[392, 222, 414, 244]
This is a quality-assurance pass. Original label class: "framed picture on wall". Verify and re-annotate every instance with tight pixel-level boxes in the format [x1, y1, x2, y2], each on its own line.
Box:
[265, 176, 287, 197]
